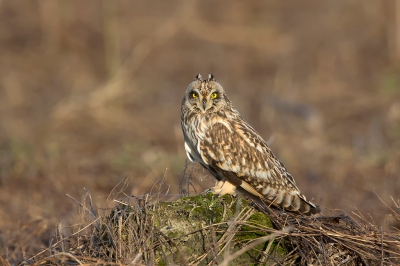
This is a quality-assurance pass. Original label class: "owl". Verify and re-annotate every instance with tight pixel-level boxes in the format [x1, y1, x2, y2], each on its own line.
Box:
[181, 74, 320, 215]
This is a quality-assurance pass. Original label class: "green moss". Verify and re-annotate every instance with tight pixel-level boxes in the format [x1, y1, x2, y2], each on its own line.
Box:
[106, 194, 289, 265]
[167, 231, 179, 239]
[248, 212, 273, 228]
[156, 258, 167, 266]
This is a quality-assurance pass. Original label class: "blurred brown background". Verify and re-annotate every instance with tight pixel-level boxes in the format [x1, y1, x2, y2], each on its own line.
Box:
[1, 0, 400, 262]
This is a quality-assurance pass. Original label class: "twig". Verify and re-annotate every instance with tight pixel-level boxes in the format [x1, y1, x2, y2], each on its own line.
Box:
[27, 217, 100, 262]
[34, 252, 84, 266]
[219, 227, 292, 266]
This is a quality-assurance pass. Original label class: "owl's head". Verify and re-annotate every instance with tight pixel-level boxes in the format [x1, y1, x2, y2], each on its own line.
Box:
[183, 74, 228, 114]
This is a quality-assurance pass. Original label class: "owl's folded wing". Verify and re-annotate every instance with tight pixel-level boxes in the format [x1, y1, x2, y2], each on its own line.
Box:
[198, 121, 319, 214]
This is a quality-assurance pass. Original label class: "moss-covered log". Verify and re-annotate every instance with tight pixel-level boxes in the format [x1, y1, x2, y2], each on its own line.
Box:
[105, 193, 288, 265]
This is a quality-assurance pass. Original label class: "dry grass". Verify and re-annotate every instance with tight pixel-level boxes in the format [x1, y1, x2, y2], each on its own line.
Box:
[5, 174, 400, 265]
[6, 183, 398, 266]
[265, 204, 400, 265]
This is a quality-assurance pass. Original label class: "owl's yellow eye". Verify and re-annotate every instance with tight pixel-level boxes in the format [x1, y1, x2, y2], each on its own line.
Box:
[192, 92, 198, 98]
[211, 92, 218, 99]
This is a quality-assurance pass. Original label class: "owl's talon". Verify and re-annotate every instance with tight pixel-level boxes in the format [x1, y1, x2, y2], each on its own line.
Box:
[203, 188, 237, 198]
[219, 192, 237, 198]
[205, 180, 237, 197]
[203, 188, 214, 195]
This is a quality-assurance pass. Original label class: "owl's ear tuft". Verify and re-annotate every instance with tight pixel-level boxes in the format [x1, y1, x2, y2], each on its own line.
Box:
[208, 74, 215, 81]
[195, 74, 202, 81]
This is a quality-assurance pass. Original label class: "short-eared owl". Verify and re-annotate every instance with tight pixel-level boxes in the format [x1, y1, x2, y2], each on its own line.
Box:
[181, 74, 320, 215]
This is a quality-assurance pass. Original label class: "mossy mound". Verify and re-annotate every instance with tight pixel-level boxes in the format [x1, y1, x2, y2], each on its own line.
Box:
[106, 193, 287, 265]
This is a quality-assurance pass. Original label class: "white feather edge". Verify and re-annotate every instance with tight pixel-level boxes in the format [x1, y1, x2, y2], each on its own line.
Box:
[184, 141, 194, 162]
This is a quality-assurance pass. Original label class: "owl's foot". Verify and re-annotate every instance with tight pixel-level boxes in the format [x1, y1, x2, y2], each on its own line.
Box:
[206, 180, 237, 196]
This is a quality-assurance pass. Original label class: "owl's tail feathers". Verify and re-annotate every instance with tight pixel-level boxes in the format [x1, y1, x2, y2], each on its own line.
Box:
[237, 182, 321, 215]
[264, 190, 321, 215]
[287, 193, 321, 215]
[298, 199, 321, 215]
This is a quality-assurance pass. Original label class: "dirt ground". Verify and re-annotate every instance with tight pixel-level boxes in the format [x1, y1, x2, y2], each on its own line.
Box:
[0, 1, 399, 263]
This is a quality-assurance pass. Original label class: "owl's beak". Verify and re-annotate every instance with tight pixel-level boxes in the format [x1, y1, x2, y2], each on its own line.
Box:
[202, 98, 207, 110]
